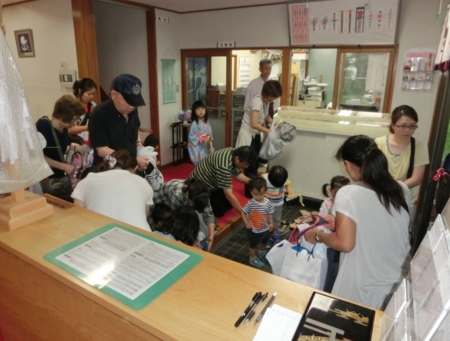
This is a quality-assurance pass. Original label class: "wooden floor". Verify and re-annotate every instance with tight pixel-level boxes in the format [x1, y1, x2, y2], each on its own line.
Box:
[160, 162, 247, 245]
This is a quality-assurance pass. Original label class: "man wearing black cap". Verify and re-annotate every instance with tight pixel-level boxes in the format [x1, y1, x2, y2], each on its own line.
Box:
[89, 74, 149, 168]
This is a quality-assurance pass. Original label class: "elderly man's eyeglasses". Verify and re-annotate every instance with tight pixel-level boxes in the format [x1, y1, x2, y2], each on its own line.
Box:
[394, 124, 418, 130]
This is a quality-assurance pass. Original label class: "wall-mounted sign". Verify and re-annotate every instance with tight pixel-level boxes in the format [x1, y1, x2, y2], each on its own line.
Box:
[288, 0, 400, 46]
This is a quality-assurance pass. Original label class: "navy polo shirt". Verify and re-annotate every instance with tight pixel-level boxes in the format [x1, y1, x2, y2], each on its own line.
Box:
[89, 99, 140, 165]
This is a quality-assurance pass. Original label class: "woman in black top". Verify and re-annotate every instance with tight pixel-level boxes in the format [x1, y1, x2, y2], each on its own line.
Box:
[36, 95, 85, 178]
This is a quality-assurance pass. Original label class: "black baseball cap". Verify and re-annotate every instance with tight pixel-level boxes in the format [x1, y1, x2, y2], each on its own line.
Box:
[112, 74, 146, 107]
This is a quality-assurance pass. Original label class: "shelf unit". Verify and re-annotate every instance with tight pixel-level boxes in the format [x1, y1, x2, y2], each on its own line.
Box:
[170, 122, 191, 166]
[207, 93, 226, 119]
[298, 81, 327, 109]
[231, 94, 245, 147]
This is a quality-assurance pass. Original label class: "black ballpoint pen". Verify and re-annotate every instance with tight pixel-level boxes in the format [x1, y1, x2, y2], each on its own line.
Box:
[254, 292, 277, 325]
[244, 292, 268, 325]
[235, 292, 262, 327]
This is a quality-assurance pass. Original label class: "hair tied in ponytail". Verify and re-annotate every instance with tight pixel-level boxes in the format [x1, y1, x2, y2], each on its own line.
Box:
[365, 146, 377, 154]
[104, 155, 117, 169]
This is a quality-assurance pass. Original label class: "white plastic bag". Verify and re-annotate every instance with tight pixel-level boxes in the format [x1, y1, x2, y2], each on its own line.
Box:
[266, 240, 294, 276]
[279, 245, 322, 289]
[259, 121, 284, 160]
[299, 227, 330, 290]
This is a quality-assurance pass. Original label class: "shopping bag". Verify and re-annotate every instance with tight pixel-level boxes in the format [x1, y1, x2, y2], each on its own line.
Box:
[299, 231, 329, 290]
[287, 213, 329, 245]
[279, 245, 322, 289]
[284, 213, 330, 289]
[259, 121, 284, 160]
[266, 240, 294, 276]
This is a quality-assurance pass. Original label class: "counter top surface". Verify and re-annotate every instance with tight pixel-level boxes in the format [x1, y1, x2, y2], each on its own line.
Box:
[276, 106, 390, 138]
[0, 197, 382, 341]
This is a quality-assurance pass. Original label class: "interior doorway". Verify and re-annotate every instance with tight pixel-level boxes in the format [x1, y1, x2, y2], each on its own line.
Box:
[182, 49, 232, 149]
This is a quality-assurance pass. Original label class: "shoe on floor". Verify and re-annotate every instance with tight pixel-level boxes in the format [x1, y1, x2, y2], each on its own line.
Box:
[257, 250, 268, 263]
[249, 257, 265, 268]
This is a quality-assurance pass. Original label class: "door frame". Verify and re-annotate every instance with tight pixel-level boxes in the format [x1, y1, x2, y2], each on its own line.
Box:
[332, 45, 397, 113]
[181, 49, 233, 147]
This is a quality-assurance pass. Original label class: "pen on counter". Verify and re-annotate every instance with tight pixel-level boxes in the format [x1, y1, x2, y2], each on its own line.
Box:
[235, 292, 262, 327]
[244, 292, 268, 325]
[254, 292, 277, 325]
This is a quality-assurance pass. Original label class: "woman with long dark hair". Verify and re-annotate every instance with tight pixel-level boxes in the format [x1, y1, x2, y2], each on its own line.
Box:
[305, 135, 411, 309]
[69, 78, 97, 146]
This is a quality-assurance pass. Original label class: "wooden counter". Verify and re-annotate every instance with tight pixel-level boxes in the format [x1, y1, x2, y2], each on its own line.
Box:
[0, 197, 382, 341]
[273, 107, 390, 200]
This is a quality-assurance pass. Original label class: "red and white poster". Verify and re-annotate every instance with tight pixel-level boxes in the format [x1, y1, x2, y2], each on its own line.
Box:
[289, 0, 399, 46]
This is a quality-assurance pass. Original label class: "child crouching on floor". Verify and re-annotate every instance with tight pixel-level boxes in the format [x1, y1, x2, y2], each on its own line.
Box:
[241, 178, 274, 268]
[153, 206, 200, 247]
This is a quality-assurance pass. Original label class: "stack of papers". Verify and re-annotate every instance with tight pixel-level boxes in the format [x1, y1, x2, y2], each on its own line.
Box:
[253, 304, 302, 341]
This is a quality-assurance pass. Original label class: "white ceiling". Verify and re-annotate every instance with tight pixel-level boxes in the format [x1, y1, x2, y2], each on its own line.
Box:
[122, 0, 288, 13]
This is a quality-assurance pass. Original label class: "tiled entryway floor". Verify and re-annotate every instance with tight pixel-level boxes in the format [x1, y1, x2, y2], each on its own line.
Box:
[211, 200, 320, 273]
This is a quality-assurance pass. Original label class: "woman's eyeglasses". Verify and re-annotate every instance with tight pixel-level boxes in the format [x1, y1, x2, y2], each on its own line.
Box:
[394, 124, 418, 131]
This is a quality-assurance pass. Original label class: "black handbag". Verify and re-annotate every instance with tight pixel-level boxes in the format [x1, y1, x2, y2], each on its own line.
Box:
[39, 117, 73, 202]
[40, 175, 73, 202]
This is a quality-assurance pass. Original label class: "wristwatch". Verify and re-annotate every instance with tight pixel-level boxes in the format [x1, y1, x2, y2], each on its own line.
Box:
[315, 230, 322, 243]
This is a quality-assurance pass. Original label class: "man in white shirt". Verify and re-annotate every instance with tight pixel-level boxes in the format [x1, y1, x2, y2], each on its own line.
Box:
[243, 59, 280, 174]
[243, 59, 280, 117]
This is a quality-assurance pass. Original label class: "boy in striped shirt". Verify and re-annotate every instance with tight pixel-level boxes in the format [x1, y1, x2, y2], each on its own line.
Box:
[241, 178, 274, 268]
[261, 165, 294, 232]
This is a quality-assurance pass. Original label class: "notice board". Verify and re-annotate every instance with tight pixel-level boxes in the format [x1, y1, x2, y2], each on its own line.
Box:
[288, 0, 400, 46]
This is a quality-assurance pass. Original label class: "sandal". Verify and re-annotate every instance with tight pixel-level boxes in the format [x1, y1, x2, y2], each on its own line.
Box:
[289, 217, 301, 229]
[279, 220, 289, 233]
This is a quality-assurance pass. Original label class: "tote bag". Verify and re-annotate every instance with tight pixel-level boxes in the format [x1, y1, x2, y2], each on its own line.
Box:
[279, 245, 322, 289]
[266, 240, 294, 276]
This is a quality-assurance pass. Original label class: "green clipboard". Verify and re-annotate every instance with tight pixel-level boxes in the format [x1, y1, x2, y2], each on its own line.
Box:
[44, 223, 203, 310]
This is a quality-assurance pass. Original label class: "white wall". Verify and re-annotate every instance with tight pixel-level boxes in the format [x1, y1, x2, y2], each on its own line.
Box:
[4, 0, 443, 164]
[232, 50, 263, 88]
[211, 56, 226, 85]
[3, 0, 77, 121]
[155, 8, 182, 166]
[391, 0, 444, 144]
[180, 4, 289, 49]
[180, 1, 444, 145]
[93, 1, 151, 130]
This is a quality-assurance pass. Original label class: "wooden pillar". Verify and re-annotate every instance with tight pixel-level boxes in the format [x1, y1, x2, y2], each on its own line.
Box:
[280, 47, 291, 106]
[225, 50, 232, 146]
[71, 0, 100, 104]
[146, 9, 160, 142]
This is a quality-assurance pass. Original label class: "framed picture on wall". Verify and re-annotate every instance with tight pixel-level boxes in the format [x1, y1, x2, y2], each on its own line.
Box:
[14, 29, 35, 58]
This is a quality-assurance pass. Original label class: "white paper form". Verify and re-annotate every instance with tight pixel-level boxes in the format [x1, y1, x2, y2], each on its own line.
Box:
[55, 227, 188, 300]
[253, 304, 302, 341]
[366, 54, 387, 91]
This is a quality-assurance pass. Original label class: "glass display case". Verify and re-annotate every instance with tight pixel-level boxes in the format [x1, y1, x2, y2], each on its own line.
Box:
[333, 47, 396, 113]
[272, 106, 391, 200]
[276, 106, 390, 137]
